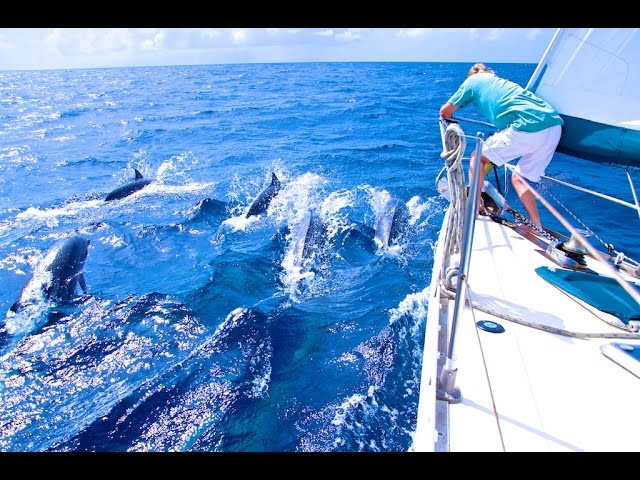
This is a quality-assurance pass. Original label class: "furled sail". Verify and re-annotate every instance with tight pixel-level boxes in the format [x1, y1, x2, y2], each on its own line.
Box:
[527, 28, 640, 167]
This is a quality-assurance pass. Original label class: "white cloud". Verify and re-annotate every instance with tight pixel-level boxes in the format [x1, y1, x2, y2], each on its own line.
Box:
[487, 29, 505, 41]
[0, 28, 557, 71]
[140, 30, 166, 52]
[335, 29, 365, 42]
[527, 28, 543, 41]
[201, 29, 223, 41]
[396, 28, 430, 39]
[231, 29, 248, 45]
[102, 29, 136, 52]
[315, 29, 334, 38]
[138, 28, 161, 35]
[468, 28, 505, 42]
[264, 28, 302, 37]
[43, 28, 137, 56]
[0, 35, 12, 49]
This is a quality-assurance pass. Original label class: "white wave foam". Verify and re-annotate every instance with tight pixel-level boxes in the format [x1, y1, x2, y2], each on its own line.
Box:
[4, 262, 55, 335]
[367, 187, 392, 219]
[406, 195, 428, 225]
[3, 302, 51, 336]
[331, 385, 379, 429]
[0, 250, 39, 272]
[251, 362, 272, 398]
[52, 134, 76, 143]
[146, 182, 214, 197]
[220, 214, 256, 232]
[0, 146, 37, 163]
[100, 234, 126, 248]
[268, 171, 325, 224]
[12, 199, 103, 229]
[332, 391, 368, 427]
[17, 111, 60, 127]
[322, 189, 355, 216]
[388, 287, 430, 326]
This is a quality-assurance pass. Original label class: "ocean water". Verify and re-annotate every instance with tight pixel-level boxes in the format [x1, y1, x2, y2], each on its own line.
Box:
[0, 62, 638, 452]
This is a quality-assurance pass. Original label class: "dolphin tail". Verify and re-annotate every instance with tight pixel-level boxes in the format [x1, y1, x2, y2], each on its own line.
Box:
[134, 168, 144, 180]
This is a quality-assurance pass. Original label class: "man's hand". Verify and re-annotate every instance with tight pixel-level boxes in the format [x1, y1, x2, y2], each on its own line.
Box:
[439, 102, 458, 120]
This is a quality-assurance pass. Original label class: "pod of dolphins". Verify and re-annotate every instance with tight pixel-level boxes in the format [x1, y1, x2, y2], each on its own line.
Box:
[6, 169, 411, 322]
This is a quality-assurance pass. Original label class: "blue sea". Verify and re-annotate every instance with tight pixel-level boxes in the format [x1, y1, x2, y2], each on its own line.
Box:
[1, 62, 638, 453]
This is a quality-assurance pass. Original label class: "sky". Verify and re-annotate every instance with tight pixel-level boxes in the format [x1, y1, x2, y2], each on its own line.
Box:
[0, 28, 558, 71]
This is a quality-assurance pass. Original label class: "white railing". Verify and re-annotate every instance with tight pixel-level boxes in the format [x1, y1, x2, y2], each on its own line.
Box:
[435, 115, 640, 400]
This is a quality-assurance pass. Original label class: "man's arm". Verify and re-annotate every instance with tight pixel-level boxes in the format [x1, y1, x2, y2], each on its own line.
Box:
[439, 102, 459, 120]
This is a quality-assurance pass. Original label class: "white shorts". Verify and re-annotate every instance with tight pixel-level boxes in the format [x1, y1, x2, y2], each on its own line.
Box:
[482, 125, 562, 182]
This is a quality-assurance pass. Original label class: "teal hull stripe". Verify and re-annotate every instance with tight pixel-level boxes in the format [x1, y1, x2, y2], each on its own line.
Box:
[558, 114, 640, 168]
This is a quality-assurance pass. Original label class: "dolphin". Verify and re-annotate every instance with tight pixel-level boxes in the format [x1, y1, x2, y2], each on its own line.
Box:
[283, 208, 328, 290]
[105, 168, 153, 202]
[187, 197, 228, 221]
[301, 208, 327, 261]
[9, 236, 90, 314]
[374, 197, 410, 249]
[246, 173, 281, 218]
[284, 208, 328, 273]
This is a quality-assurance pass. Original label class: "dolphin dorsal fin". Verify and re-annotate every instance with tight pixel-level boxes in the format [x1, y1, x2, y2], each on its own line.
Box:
[271, 173, 280, 186]
[134, 168, 144, 180]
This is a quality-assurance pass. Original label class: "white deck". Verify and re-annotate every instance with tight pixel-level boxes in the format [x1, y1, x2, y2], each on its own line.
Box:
[413, 214, 640, 452]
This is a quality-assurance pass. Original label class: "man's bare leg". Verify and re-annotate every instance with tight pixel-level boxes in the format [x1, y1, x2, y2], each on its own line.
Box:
[511, 174, 541, 228]
[469, 152, 492, 217]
